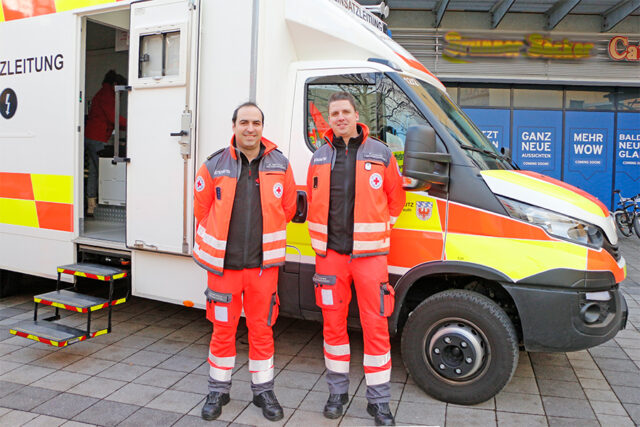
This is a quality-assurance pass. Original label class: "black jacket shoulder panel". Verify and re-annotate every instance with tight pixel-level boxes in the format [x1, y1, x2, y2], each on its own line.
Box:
[359, 138, 392, 166]
[207, 147, 226, 161]
[311, 143, 333, 165]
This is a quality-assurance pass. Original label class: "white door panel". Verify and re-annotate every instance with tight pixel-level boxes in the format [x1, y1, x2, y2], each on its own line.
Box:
[126, 0, 197, 254]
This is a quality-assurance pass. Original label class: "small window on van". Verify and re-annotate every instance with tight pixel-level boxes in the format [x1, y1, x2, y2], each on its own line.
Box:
[139, 31, 180, 78]
[306, 73, 429, 170]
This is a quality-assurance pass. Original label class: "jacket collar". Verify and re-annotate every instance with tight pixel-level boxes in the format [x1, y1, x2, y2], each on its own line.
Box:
[229, 135, 277, 160]
[323, 123, 369, 148]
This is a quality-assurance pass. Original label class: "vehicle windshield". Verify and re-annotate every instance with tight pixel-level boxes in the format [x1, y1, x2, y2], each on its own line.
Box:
[400, 74, 513, 170]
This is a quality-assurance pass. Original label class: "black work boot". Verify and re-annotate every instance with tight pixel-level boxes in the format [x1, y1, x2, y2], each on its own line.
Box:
[323, 393, 349, 419]
[366, 402, 395, 426]
[252, 390, 284, 421]
[201, 391, 230, 420]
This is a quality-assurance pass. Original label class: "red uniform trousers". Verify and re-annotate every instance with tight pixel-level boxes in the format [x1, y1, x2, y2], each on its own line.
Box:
[314, 250, 395, 403]
[206, 267, 279, 394]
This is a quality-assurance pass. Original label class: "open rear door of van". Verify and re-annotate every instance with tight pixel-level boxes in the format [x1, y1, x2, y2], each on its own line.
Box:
[125, 0, 199, 255]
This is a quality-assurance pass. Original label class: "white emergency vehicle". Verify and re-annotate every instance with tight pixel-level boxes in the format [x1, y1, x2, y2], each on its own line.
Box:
[0, 0, 627, 404]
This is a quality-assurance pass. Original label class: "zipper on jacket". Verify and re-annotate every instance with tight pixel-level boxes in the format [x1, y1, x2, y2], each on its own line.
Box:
[244, 166, 251, 267]
[343, 148, 350, 254]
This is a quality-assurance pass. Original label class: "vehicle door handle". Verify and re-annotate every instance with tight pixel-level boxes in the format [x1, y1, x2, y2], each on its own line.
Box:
[170, 130, 188, 137]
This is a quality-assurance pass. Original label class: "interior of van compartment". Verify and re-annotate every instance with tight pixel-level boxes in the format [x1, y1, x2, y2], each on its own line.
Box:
[81, 12, 130, 243]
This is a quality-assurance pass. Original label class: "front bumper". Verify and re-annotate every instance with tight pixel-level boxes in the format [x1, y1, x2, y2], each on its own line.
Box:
[504, 283, 628, 352]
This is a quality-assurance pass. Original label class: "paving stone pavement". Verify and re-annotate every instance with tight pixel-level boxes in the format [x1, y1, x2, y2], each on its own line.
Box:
[0, 237, 639, 426]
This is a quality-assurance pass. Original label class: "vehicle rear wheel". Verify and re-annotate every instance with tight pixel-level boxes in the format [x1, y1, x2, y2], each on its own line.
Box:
[401, 289, 518, 405]
[615, 210, 633, 237]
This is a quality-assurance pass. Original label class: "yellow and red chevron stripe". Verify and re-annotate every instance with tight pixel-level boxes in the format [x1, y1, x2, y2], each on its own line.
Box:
[34, 296, 127, 312]
[0, 0, 124, 22]
[57, 268, 128, 281]
[0, 172, 73, 232]
[9, 328, 108, 347]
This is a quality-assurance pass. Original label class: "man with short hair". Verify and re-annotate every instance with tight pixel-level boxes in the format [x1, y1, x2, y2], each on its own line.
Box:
[306, 92, 405, 426]
[193, 102, 297, 422]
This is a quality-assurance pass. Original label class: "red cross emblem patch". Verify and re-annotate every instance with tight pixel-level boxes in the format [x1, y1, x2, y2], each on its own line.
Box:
[369, 173, 383, 189]
[273, 183, 283, 198]
[195, 176, 205, 192]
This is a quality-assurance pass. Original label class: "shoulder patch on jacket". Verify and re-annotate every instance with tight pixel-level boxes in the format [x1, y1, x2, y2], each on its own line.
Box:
[261, 150, 289, 172]
[360, 138, 392, 166]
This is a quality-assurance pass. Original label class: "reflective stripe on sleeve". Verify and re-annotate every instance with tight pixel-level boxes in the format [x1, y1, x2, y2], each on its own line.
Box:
[324, 341, 350, 357]
[197, 225, 227, 250]
[365, 368, 391, 386]
[263, 230, 287, 244]
[263, 248, 286, 262]
[194, 244, 224, 268]
[310, 238, 327, 251]
[354, 222, 388, 233]
[307, 222, 328, 234]
[363, 352, 391, 368]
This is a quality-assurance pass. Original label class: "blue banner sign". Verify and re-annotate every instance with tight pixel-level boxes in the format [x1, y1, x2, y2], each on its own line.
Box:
[463, 108, 510, 152]
[513, 110, 562, 179]
[564, 112, 614, 209]
[615, 113, 640, 202]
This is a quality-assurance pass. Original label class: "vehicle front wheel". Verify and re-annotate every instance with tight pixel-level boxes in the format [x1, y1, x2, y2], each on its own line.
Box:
[401, 289, 518, 405]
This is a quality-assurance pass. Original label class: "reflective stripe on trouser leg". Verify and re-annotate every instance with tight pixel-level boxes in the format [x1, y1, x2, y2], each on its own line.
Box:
[206, 270, 243, 393]
[363, 351, 392, 385]
[249, 357, 274, 384]
[316, 250, 354, 395]
[324, 341, 350, 373]
[209, 351, 235, 382]
[242, 267, 278, 395]
[350, 255, 392, 402]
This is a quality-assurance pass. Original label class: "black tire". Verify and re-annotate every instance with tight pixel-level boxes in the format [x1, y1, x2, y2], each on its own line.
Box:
[634, 214, 640, 239]
[615, 210, 633, 237]
[401, 289, 518, 405]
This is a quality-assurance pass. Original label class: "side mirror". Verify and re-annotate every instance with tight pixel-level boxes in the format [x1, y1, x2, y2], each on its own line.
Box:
[403, 125, 451, 191]
[292, 190, 307, 223]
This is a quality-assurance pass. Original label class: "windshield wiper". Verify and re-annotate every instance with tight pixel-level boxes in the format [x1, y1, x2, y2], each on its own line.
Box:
[460, 145, 503, 160]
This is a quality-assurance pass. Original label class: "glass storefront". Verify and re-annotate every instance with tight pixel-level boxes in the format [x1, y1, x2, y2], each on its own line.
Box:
[446, 84, 640, 209]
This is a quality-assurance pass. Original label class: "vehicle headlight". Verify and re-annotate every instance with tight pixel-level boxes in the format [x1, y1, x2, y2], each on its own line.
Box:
[497, 196, 604, 248]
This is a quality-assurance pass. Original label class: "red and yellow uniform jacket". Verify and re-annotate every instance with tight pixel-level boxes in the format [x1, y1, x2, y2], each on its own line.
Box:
[193, 137, 297, 275]
[306, 123, 406, 258]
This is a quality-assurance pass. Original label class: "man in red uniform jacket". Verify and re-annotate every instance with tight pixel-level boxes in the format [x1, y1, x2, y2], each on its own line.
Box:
[84, 70, 127, 215]
[306, 92, 405, 426]
[193, 103, 297, 422]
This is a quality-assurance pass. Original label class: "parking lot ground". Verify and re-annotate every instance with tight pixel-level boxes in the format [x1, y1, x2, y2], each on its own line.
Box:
[1, 236, 639, 426]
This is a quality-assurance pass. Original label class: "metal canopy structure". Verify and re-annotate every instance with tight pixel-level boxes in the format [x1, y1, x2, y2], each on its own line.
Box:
[358, 0, 640, 31]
